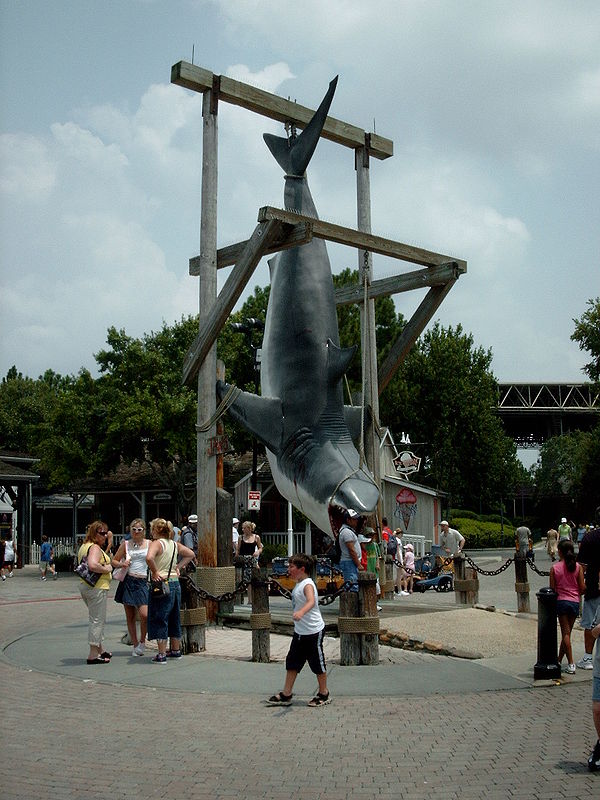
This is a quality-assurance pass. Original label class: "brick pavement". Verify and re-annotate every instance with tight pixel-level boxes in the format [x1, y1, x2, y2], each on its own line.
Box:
[1, 567, 598, 799]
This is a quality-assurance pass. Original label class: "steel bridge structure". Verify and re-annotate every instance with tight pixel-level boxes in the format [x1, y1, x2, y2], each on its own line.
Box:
[496, 383, 599, 448]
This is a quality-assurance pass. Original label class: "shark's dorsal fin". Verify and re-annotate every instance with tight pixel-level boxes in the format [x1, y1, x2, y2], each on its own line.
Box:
[216, 381, 283, 455]
[263, 76, 338, 176]
[326, 339, 357, 385]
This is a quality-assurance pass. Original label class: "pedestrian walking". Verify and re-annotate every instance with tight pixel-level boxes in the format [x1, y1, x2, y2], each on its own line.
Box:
[39, 535, 57, 580]
[267, 553, 330, 707]
[550, 539, 585, 674]
[1, 534, 16, 580]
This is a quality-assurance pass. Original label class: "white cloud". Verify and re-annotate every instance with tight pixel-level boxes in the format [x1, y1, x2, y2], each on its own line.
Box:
[0, 134, 57, 201]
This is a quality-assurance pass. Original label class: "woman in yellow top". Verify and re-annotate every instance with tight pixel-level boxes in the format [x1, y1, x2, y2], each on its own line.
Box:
[77, 520, 113, 664]
[146, 518, 195, 663]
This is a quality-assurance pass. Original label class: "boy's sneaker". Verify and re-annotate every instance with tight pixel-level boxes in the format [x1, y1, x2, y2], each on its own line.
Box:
[8, 571, 13, 577]
[565, 663, 576, 674]
[576, 655, 593, 670]
[1, 575, 5, 581]
[588, 739, 600, 772]
[151, 653, 167, 664]
[41, 576, 47, 581]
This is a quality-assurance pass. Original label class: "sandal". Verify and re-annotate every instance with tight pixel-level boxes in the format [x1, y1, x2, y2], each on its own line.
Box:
[307, 692, 331, 707]
[99, 651, 112, 660]
[266, 692, 293, 706]
[86, 656, 110, 665]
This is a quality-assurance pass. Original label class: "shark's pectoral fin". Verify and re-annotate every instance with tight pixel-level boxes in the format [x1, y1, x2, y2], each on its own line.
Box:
[326, 339, 357, 385]
[343, 405, 371, 444]
[216, 381, 283, 454]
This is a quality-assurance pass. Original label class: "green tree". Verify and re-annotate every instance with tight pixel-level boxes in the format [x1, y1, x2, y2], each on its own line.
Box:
[571, 297, 600, 385]
[382, 324, 522, 510]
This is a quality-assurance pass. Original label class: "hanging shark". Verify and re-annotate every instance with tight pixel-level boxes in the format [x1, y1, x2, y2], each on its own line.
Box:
[217, 77, 380, 536]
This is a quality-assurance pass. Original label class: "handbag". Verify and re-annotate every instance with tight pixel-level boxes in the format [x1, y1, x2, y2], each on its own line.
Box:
[112, 540, 129, 582]
[149, 540, 176, 599]
[75, 555, 100, 587]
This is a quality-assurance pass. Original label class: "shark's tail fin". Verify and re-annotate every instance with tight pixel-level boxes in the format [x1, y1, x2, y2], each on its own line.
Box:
[263, 76, 338, 176]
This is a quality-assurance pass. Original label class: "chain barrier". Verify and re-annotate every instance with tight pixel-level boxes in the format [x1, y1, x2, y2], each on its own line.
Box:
[180, 573, 250, 604]
[463, 554, 514, 576]
[526, 556, 550, 577]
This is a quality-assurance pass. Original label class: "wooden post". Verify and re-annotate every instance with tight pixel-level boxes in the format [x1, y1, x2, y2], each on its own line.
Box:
[250, 565, 271, 662]
[514, 552, 530, 613]
[338, 572, 380, 665]
[383, 555, 395, 600]
[358, 571, 379, 665]
[453, 555, 478, 605]
[356, 143, 381, 496]
[179, 575, 207, 654]
[196, 86, 218, 576]
[339, 589, 360, 665]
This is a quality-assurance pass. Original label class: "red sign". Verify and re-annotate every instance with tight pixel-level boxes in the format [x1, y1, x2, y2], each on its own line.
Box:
[247, 490, 261, 511]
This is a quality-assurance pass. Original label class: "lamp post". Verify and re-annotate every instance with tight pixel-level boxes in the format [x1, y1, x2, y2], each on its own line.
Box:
[231, 318, 264, 519]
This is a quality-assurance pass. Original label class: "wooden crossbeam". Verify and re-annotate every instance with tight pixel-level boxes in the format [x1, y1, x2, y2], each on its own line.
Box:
[182, 218, 287, 385]
[189, 222, 313, 274]
[378, 281, 457, 394]
[171, 62, 393, 160]
[334, 262, 460, 306]
[258, 207, 467, 270]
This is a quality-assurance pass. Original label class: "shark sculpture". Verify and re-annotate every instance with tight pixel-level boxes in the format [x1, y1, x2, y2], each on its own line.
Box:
[217, 77, 380, 537]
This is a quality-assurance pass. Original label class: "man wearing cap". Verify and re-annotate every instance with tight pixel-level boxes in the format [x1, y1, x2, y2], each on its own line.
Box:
[181, 514, 198, 557]
[338, 509, 364, 592]
[439, 520, 465, 556]
[558, 517, 572, 541]
[232, 518, 240, 557]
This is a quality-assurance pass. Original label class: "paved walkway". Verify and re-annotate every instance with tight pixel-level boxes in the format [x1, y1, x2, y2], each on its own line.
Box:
[1, 565, 597, 799]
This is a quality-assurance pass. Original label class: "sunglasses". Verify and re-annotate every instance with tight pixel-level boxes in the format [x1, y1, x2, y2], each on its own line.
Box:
[131, 527, 144, 532]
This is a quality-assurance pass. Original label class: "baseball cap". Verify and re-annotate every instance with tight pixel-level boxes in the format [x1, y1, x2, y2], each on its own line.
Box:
[440, 520, 449, 526]
[346, 509, 362, 519]
[233, 517, 239, 524]
[188, 514, 198, 523]
[561, 517, 567, 523]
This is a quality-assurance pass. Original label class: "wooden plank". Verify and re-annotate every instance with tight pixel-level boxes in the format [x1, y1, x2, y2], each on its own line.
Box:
[377, 281, 457, 394]
[334, 262, 460, 306]
[182, 218, 284, 385]
[171, 61, 393, 160]
[189, 221, 313, 274]
[259, 206, 467, 270]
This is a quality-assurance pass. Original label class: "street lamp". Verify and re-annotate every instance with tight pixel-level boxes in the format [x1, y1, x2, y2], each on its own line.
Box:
[231, 318, 264, 517]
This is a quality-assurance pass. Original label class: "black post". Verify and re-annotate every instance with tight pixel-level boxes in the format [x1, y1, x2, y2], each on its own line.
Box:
[534, 587, 560, 679]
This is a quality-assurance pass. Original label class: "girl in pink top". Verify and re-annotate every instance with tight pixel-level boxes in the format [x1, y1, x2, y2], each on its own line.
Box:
[550, 539, 585, 674]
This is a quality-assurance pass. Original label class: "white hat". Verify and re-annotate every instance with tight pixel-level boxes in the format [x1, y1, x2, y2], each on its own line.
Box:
[188, 514, 198, 523]
[357, 534, 370, 543]
[440, 520, 449, 526]
[346, 508, 362, 519]
[561, 517, 567, 523]
[233, 518, 239, 524]
[404, 542, 414, 551]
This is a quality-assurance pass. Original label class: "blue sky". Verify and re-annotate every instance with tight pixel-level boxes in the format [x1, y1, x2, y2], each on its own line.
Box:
[1, 0, 599, 388]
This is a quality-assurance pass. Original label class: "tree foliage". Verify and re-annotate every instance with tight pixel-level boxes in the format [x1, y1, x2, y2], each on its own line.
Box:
[571, 296, 600, 385]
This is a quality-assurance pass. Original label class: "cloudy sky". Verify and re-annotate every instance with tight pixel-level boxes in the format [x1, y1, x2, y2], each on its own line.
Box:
[1, 0, 598, 388]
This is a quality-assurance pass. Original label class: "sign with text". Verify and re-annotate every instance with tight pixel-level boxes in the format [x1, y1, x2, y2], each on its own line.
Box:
[393, 450, 421, 476]
[247, 490, 261, 511]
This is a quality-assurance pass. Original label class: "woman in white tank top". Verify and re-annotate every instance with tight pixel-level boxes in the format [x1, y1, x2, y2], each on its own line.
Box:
[111, 518, 151, 656]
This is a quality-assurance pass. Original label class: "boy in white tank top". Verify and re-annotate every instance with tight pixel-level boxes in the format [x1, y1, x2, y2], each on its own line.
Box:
[267, 553, 331, 708]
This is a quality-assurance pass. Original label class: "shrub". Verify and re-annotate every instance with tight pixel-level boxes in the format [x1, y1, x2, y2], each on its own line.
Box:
[452, 518, 515, 549]
[449, 508, 478, 521]
[259, 543, 287, 566]
[53, 552, 75, 572]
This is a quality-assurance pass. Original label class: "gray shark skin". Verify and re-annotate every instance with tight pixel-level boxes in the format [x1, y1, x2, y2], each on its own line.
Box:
[217, 78, 379, 536]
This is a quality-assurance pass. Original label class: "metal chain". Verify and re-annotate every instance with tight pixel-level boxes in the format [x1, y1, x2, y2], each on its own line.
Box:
[463, 554, 514, 576]
[180, 573, 250, 604]
[526, 556, 550, 577]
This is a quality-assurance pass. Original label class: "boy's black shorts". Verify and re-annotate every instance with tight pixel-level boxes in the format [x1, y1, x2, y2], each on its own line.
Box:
[285, 629, 326, 675]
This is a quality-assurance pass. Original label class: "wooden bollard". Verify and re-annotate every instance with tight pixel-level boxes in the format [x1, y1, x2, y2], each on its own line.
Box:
[453, 555, 479, 605]
[179, 574, 206, 653]
[338, 572, 380, 665]
[382, 555, 395, 600]
[250, 565, 271, 663]
[514, 551, 530, 613]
